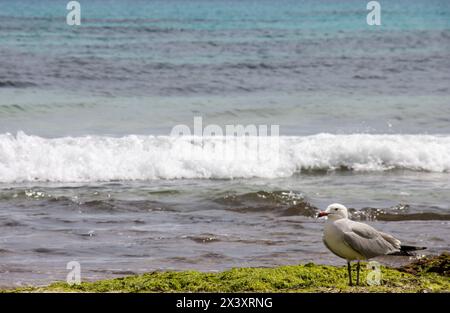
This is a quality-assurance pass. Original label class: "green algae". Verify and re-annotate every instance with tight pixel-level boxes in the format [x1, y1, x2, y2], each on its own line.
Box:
[4, 254, 449, 293]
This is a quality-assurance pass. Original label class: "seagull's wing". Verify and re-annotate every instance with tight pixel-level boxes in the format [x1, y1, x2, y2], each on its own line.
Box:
[378, 231, 401, 249]
[342, 221, 400, 259]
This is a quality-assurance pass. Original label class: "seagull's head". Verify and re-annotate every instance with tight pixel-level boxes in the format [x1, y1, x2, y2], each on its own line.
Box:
[318, 203, 348, 221]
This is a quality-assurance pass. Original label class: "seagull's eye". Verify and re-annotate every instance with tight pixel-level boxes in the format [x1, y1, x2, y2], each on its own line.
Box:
[334, 208, 338, 211]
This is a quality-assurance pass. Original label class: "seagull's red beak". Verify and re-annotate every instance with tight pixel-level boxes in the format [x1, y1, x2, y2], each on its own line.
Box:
[317, 211, 329, 218]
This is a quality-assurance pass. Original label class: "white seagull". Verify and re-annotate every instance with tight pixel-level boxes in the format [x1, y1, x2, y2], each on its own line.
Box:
[318, 203, 425, 286]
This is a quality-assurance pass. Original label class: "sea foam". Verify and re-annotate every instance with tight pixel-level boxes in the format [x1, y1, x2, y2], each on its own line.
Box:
[0, 132, 449, 183]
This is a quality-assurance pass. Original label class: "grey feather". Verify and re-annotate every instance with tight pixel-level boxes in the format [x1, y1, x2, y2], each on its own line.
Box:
[342, 221, 400, 259]
[379, 231, 401, 249]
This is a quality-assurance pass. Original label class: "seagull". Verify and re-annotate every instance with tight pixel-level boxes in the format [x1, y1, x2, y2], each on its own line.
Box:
[318, 203, 425, 286]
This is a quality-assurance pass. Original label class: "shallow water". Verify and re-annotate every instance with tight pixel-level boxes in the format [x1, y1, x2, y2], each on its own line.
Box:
[0, 0, 449, 287]
[0, 173, 448, 287]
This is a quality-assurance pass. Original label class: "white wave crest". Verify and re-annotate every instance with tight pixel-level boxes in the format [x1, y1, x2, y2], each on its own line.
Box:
[0, 132, 449, 183]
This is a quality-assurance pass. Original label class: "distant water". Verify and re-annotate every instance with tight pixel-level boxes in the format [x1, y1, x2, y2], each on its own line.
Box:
[0, 0, 449, 287]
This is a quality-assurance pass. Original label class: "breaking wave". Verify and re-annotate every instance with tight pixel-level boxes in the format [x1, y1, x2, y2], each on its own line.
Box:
[0, 132, 449, 183]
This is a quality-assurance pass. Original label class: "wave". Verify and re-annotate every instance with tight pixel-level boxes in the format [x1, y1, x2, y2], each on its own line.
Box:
[2, 187, 448, 221]
[215, 191, 450, 221]
[215, 190, 318, 217]
[0, 132, 449, 183]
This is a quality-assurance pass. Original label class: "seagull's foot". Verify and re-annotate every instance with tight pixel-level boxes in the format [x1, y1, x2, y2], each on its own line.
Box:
[347, 261, 353, 286]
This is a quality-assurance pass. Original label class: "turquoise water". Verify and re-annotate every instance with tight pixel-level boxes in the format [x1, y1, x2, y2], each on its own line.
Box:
[1, 0, 449, 29]
[1, 1, 450, 136]
[0, 0, 449, 287]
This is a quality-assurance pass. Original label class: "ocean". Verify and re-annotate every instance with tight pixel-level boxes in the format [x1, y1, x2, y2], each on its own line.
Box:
[0, 0, 449, 287]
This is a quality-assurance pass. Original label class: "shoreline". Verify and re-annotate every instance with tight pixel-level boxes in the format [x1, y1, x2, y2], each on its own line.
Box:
[3, 253, 448, 293]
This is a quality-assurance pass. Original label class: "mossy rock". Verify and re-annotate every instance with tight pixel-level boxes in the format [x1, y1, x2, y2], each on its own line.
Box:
[400, 252, 449, 277]
[3, 253, 449, 293]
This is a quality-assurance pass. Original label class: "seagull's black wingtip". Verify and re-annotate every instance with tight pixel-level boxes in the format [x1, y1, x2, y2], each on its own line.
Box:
[388, 245, 426, 256]
[400, 245, 427, 252]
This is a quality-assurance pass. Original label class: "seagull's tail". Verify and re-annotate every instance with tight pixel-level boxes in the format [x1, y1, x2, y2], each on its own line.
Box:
[389, 245, 427, 256]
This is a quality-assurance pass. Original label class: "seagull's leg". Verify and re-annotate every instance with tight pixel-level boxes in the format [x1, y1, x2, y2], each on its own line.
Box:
[347, 261, 353, 286]
[356, 261, 360, 286]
